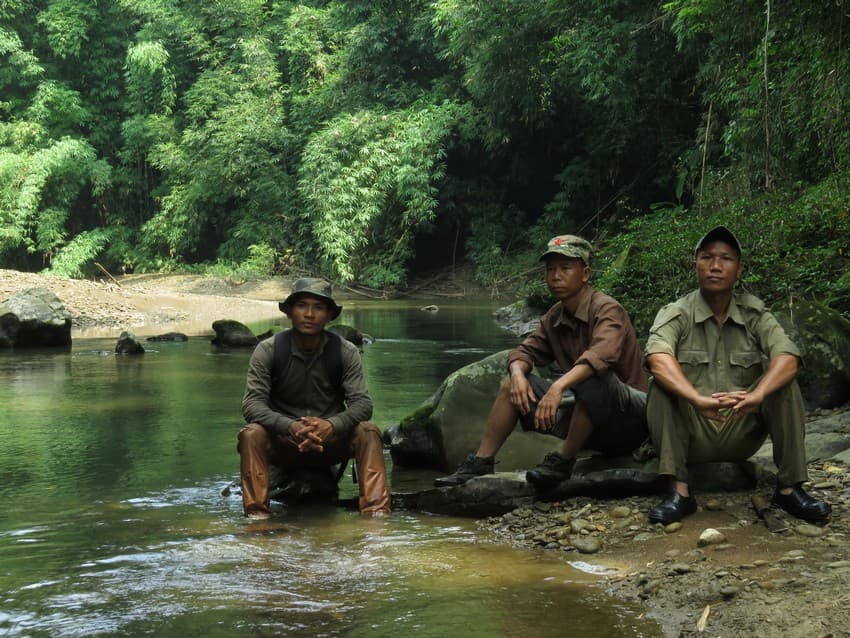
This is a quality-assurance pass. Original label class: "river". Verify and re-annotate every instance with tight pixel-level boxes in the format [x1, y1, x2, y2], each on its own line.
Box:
[0, 301, 659, 637]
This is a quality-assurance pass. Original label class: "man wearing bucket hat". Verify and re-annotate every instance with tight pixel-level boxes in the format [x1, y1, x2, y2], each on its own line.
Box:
[435, 234, 649, 488]
[238, 277, 391, 518]
[644, 226, 831, 524]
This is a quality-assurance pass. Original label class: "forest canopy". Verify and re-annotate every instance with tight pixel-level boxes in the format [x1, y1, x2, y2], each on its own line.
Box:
[1, 0, 849, 323]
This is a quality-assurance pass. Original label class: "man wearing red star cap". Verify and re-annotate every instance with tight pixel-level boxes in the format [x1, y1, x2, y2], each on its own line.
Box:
[435, 234, 649, 488]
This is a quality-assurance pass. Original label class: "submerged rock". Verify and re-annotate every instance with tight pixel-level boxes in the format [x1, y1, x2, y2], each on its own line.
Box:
[115, 331, 145, 355]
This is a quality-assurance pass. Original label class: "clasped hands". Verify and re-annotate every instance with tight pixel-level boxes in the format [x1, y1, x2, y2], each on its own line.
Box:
[289, 416, 334, 453]
[696, 389, 764, 424]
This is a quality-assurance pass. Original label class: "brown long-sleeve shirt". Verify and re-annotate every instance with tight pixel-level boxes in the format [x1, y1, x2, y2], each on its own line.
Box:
[507, 287, 648, 392]
[241, 331, 373, 437]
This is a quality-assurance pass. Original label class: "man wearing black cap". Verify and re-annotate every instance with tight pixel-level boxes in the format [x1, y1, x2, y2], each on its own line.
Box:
[238, 278, 390, 519]
[645, 226, 831, 524]
[434, 234, 649, 488]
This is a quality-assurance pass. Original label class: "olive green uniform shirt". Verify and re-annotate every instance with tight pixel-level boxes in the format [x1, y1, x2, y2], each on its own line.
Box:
[242, 332, 373, 438]
[644, 289, 807, 484]
[645, 289, 800, 392]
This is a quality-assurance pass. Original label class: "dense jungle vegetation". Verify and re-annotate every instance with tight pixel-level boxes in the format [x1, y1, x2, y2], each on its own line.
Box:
[1, 1, 849, 330]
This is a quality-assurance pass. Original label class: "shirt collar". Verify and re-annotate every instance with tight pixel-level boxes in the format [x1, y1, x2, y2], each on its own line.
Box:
[555, 287, 592, 327]
[695, 292, 745, 325]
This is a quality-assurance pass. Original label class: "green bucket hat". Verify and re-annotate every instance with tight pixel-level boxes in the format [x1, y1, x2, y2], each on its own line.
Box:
[279, 277, 342, 319]
[539, 235, 593, 266]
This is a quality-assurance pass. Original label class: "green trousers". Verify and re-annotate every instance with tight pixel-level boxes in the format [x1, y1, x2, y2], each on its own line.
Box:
[646, 378, 808, 487]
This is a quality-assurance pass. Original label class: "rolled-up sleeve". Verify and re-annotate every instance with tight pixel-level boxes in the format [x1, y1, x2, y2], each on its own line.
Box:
[507, 318, 555, 370]
[756, 311, 801, 360]
[645, 303, 684, 359]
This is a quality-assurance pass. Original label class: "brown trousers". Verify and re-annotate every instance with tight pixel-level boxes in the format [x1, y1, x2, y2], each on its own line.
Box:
[238, 422, 391, 516]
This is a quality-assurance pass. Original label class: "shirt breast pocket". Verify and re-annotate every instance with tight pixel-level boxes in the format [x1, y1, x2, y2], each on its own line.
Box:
[677, 349, 710, 387]
[729, 351, 764, 389]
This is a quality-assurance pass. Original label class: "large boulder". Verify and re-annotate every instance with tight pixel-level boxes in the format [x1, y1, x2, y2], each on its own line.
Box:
[329, 324, 372, 347]
[0, 287, 71, 348]
[387, 350, 557, 471]
[776, 300, 850, 408]
[210, 319, 262, 347]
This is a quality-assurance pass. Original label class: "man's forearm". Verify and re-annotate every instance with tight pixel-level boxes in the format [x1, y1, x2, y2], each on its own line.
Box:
[646, 353, 703, 405]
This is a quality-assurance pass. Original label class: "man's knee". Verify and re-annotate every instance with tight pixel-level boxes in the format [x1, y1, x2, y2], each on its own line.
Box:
[351, 421, 383, 446]
[238, 423, 268, 451]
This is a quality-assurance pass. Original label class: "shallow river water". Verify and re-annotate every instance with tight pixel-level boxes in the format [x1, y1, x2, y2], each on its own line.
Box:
[0, 301, 659, 637]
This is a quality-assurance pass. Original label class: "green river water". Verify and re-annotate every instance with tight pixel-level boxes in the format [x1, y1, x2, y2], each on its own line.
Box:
[0, 301, 660, 637]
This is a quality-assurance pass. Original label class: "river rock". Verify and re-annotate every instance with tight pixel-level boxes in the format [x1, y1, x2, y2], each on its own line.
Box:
[492, 299, 547, 338]
[146, 332, 189, 342]
[0, 287, 72, 348]
[698, 528, 726, 547]
[210, 319, 261, 347]
[793, 523, 826, 538]
[389, 350, 560, 470]
[115, 331, 145, 355]
[268, 465, 339, 505]
[571, 535, 602, 554]
[415, 473, 535, 517]
[776, 300, 850, 408]
[328, 324, 371, 346]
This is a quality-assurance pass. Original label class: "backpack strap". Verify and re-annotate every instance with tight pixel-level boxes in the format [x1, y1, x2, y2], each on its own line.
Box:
[270, 329, 293, 385]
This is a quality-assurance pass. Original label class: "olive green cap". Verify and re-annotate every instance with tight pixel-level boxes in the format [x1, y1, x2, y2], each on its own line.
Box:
[694, 226, 742, 257]
[539, 235, 592, 266]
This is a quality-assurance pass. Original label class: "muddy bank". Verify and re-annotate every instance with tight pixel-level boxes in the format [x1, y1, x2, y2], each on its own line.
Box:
[478, 454, 850, 637]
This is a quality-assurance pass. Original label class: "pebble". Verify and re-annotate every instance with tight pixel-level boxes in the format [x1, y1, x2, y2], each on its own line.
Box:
[720, 585, 739, 599]
[570, 518, 590, 533]
[704, 497, 722, 511]
[793, 524, 826, 538]
[826, 560, 850, 569]
[632, 532, 654, 542]
[670, 563, 692, 574]
[610, 506, 631, 518]
[572, 535, 602, 554]
[698, 528, 726, 547]
[664, 522, 683, 534]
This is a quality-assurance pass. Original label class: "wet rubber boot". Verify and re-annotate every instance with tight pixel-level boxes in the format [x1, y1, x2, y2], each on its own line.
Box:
[237, 424, 273, 518]
[351, 422, 391, 516]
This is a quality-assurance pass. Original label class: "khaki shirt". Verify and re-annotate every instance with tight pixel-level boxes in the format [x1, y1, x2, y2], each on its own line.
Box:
[645, 289, 800, 394]
[241, 332, 373, 437]
[508, 287, 648, 392]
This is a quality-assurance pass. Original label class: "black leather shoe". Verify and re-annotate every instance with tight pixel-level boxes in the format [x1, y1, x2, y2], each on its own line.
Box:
[772, 486, 832, 521]
[648, 492, 697, 524]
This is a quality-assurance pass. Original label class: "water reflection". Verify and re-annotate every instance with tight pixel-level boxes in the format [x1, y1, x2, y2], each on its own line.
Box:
[0, 303, 659, 637]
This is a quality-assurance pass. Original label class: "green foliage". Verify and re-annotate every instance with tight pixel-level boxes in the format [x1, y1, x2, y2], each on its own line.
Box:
[0, 0, 847, 315]
[298, 101, 466, 285]
[125, 41, 176, 115]
[594, 174, 850, 334]
[37, 0, 96, 59]
[0, 137, 107, 260]
[46, 227, 110, 277]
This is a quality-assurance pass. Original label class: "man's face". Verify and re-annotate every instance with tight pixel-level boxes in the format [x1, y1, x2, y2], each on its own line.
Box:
[285, 294, 332, 335]
[545, 254, 590, 302]
[695, 240, 744, 294]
